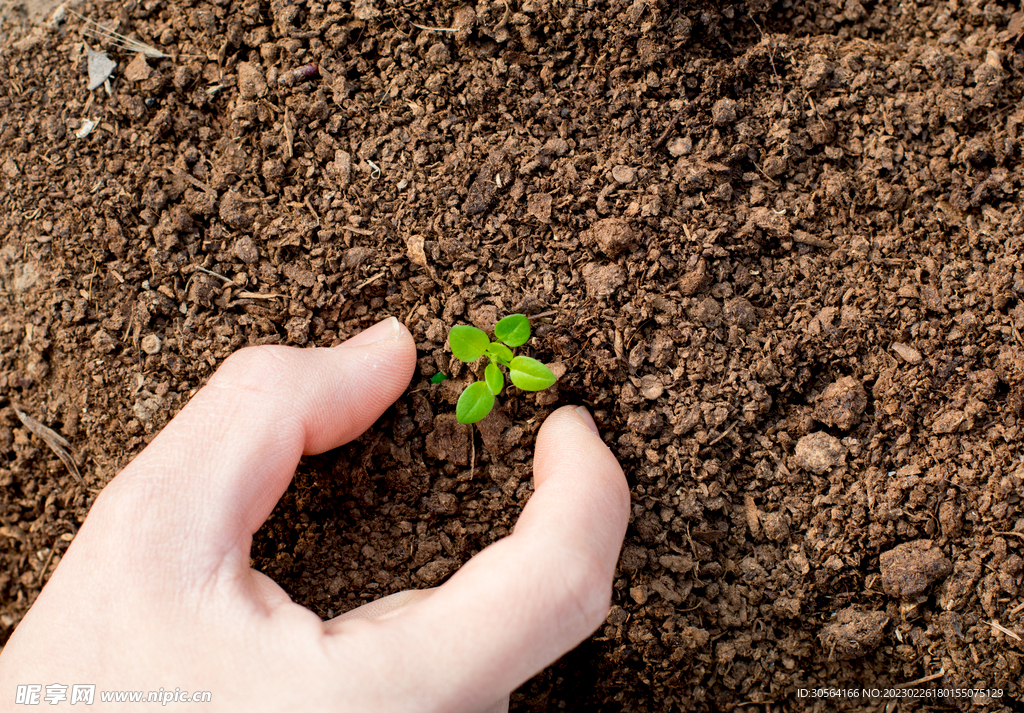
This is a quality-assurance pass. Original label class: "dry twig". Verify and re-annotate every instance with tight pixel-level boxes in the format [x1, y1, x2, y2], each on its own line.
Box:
[69, 10, 169, 58]
[15, 409, 82, 482]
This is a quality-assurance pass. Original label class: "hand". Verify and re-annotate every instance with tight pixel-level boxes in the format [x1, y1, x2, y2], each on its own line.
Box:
[0, 317, 630, 712]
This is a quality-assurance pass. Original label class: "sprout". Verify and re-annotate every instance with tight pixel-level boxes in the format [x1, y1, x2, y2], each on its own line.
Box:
[447, 314, 557, 424]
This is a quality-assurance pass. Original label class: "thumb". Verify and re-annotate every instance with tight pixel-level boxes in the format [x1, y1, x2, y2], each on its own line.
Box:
[86, 317, 417, 575]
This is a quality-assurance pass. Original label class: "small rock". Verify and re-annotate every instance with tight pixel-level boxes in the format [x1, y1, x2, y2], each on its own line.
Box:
[793, 431, 846, 473]
[931, 409, 967, 434]
[327, 150, 352, 188]
[629, 586, 648, 605]
[90, 329, 117, 354]
[132, 392, 164, 424]
[678, 259, 710, 296]
[124, 53, 152, 82]
[819, 607, 890, 660]
[583, 217, 635, 258]
[86, 49, 116, 91]
[712, 98, 738, 126]
[140, 334, 161, 355]
[527, 192, 552, 223]
[814, 376, 868, 430]
[611, 165, 635, 184]
[640, 375, 663, 400]
[218, 190, 255, 231]
[892, 342, 923, 365]
[667, 136, 692, 157]
[237, 61, 267, 99]
[880, 539, 952, 600]
[233, 236, 260, 264]
[352, 0, 380, 20]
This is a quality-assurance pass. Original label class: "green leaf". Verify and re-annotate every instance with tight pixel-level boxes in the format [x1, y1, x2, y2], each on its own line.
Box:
[485, 342, 514, 364]
[448, 325, 490, 362]
[430, 372, 448, 384]
[484, 362, 504, 395]
[509, 356, 557, 391]
[494, 314, 531, 347]
[456, 381, 495, 424]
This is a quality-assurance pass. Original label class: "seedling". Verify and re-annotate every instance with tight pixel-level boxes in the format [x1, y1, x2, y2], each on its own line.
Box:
[446, 314, 557, 424]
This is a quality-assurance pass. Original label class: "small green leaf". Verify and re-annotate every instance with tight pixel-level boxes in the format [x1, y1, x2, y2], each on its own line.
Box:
[430, 372, 448, 384]
[484, 362, 504, 395]
[456, 381, 496, 424]
[485, 342, 514, 364]
[494, 314, 531, 347]
[449, 325, 490, 362]
[509, 356, 557, 391]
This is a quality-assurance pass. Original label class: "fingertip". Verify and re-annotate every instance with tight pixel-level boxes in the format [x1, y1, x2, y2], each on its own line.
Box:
[532, 404, 631, 539]
[336, 316, 403, 348]
[574, 405, 601, 434]
[329, 317, 418, 400]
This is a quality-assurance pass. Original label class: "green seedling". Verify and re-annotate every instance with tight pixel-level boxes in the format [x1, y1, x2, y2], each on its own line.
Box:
[447, 314, 557, 424]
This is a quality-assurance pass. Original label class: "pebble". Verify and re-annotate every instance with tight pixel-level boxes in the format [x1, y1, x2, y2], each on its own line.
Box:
[667, 136, 692, 157]
[124, 53, 152, 83]
[712, 97, 738, 125]
[931, 409, 967, 433]
[892, 342, 923, 364]
[141, 334, 161, 355]
[611, 165, 635, 184]
[640, 375, 664, 400]
[793, 431, 846, 473]
[879, 539, 952, 600]
[233, 236, 260, 264]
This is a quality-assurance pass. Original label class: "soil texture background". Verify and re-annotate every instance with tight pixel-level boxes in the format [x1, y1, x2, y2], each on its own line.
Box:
[1, 0, 1023, 710]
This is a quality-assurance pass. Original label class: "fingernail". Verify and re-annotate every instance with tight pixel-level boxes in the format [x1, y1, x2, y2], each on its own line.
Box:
[340, 317, 400, 348]
[575, 406, 600, 435]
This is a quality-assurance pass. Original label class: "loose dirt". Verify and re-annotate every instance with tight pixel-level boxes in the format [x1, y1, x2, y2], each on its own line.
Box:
[1, 0, 1022, 710]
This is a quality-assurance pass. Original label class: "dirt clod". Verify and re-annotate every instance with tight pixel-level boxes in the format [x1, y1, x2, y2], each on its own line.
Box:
[819, 607, 890, 661]
[583, 217, 635, 258]
[237, 61, 267, 100]
[793, 432, 846, 473]
[880, 540, 953, 601]
[813, 376, 868, 431]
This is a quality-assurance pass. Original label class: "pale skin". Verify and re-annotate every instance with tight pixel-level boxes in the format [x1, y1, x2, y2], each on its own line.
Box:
[0, 317, 630, 712]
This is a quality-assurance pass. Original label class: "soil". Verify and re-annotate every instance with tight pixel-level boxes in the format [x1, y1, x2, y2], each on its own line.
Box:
[1, 0, 1023, 710]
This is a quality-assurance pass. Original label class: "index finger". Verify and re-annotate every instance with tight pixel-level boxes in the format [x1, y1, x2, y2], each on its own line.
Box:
[328, 406, 630, 712]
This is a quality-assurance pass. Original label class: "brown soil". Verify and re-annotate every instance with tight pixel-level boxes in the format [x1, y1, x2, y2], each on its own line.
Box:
[1, 0, 1023, 710]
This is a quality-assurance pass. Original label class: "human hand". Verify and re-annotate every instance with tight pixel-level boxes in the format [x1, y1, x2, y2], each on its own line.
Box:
[0, 317, 630, 712]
